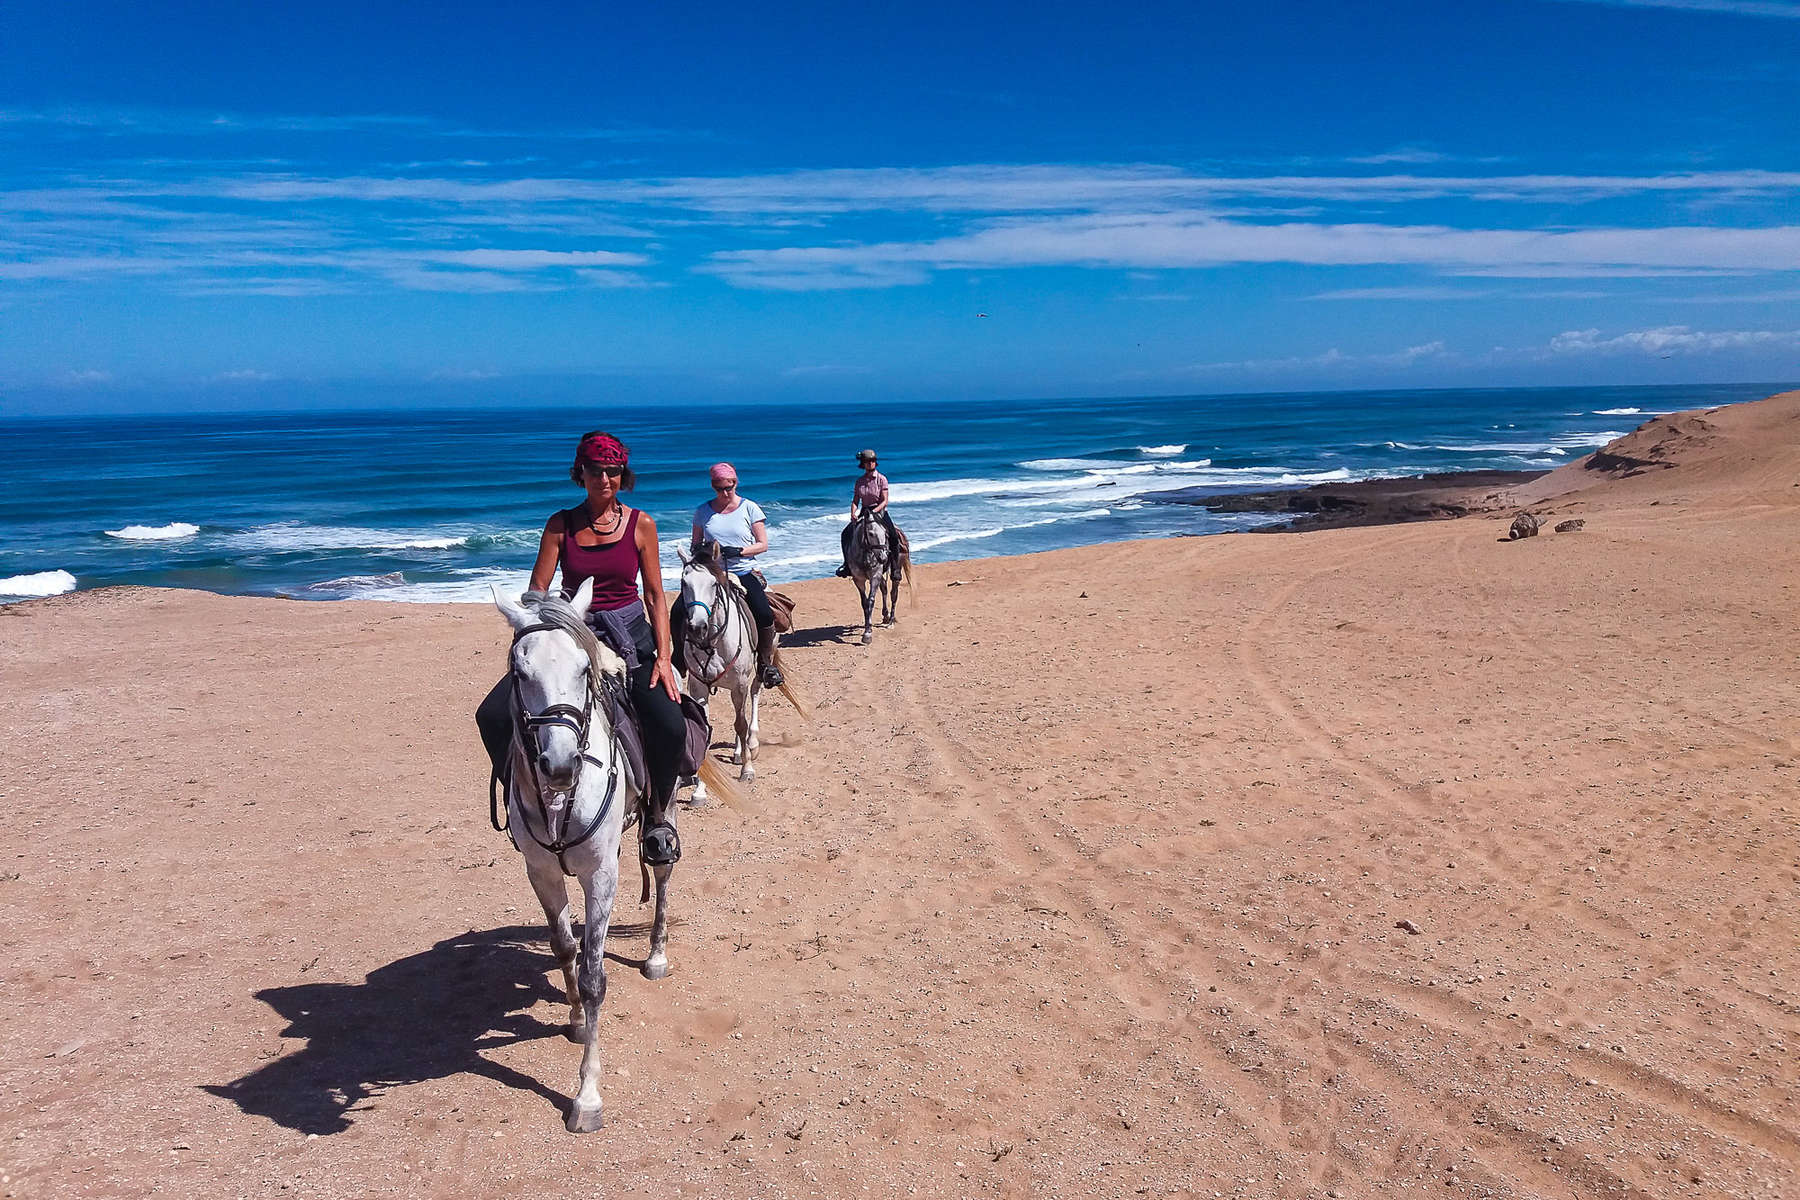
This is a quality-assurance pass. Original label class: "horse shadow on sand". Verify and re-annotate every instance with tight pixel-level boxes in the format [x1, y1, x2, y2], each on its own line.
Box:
[204, 924, 648, 1135]
[778, 622, 864, 648]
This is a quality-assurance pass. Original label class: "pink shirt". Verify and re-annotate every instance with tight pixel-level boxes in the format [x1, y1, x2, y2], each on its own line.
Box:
[853, 470, 889, 509]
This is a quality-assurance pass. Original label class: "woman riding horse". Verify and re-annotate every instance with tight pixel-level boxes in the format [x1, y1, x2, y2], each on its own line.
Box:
[836, 448, 906, 577]
[689, 461, 784, 688]
[475, 430, 687, 867]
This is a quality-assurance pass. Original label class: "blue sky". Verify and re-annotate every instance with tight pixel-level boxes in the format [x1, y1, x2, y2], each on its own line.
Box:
[2, 0, 1797, 412]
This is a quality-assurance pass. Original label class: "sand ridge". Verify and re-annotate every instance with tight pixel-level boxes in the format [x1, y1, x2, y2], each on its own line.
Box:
[1, 395, 1796, 1198]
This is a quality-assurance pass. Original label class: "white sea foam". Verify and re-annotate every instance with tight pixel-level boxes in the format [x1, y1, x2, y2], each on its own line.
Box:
[1431, 442, 1567, 455]
[1, 569, 78, 598]
[1020, 456, 1212, 473]
[1554, 430, 1625, 446]
[105, 521, 199, 541]
[306, 568, 534, 603]
[1138, 444, 1186, 456]
[228, 523, 473, 553]
[1594, 407, 1642, 415]
[1018, 457, 1122, 471]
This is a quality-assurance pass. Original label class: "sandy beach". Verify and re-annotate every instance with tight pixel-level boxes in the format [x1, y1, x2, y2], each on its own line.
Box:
[2, 393, 1796, 1199]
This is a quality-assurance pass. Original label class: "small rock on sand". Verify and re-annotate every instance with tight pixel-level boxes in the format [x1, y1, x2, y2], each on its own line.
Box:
[1555, 518, 1586, 533]
[1508, 512, 1541, 540]
[1396, 919, 1423, 935]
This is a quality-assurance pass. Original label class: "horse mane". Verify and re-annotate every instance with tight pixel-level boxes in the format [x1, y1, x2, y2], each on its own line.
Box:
[682, 540, 731, 586]
[529, 593, 627, 681]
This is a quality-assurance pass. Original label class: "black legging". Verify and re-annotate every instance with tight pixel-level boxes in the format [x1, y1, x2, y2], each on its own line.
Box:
[475, 612, 685, 808]
[736, 569, 774, 628]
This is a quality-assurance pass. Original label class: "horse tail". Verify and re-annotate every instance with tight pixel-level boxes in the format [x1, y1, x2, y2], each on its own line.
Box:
[696, 755, 747, 811]
[901, 553, 917, 607]
[771, 648, 812, 719]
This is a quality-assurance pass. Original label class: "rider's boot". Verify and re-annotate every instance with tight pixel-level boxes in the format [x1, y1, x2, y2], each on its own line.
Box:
[834, 562, 851, 578]
[756, 623, 785, 687]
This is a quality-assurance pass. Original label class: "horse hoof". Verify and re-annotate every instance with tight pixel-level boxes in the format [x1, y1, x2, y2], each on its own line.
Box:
[739, 767, 755, 784]
[642, 957, 670, 981]
[860, 632, 872, 645]
[564, 1022, 586, 1044]
[565, 1103, 604, 1134]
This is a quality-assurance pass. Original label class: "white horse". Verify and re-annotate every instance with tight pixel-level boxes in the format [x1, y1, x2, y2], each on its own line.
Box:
[847, 510, 905, 645]
[677, 548, 805, 801]
[490, 580, 669, 1134]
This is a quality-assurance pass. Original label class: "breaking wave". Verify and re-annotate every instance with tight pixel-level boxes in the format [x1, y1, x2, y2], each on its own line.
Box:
[0, 569, 78, 598]
[105, 522, 199, 541]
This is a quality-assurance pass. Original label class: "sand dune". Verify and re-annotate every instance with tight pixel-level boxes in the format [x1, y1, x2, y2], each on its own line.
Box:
[1, 393, 1796, 1198]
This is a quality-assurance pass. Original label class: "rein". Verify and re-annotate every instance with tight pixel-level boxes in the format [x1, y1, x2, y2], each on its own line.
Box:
[680, 568, 742, 687]
[504, 621, 622, 863]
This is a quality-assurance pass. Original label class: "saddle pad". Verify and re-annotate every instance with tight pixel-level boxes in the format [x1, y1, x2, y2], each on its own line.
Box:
[766, 589, 797, 634]
[602, 683, 649, 797]
[677, 694, 711, 777]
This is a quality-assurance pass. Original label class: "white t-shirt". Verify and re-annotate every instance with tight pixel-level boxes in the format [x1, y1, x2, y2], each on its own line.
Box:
[693, 498, 766, 575]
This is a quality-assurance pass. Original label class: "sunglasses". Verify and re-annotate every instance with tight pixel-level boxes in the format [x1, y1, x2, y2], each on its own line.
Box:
[712, 480, 738, 490]
[584, 463, 625, 478]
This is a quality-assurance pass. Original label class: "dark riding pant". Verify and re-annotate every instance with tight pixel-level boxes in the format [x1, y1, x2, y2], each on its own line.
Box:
[736, 569, 774, 628]
[474, 612, 685, 808]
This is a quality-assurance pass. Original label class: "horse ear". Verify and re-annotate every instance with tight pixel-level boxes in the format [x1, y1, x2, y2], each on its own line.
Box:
[492, 584, 532, 631]
[568, 576, 595, 620]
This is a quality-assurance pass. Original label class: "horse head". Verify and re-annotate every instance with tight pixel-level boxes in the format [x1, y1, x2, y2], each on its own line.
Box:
[679, 542, 729, 638]
[491, 578, 612, 793]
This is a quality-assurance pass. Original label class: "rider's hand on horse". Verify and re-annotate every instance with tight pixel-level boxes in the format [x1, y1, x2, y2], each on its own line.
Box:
[652, 654, 681, 702]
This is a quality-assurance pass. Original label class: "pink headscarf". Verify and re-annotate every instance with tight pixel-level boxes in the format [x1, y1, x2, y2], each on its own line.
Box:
[708, 461, 736, 481]
[575, 432, 629, 468]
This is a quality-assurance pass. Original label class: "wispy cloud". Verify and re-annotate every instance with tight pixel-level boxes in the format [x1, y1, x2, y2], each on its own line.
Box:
[1547, 324, 1800, 354]
[699, 212, 1800, 289]
[4, 145, 1797, 296]
[1550, 0, 1800, 18]
[1159, 340, 1451, 377]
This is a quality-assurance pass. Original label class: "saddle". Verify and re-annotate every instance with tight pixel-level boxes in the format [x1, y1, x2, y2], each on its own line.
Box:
[748, 569, 798, 633]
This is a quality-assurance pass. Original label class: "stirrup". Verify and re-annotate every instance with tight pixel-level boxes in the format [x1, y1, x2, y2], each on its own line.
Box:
[641, 821, 681, 866]
[759, 662, 785, 688]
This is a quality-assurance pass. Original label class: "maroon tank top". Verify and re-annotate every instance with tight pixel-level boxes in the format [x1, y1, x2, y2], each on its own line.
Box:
[559, 508, 642, 611]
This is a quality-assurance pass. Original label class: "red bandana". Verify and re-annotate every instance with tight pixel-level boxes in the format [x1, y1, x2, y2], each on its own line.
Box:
[575, 433, 629, 468]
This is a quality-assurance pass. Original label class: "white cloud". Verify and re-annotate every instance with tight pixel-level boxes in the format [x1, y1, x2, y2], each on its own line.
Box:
[426, 248, 648, 269]
[207, 369, 276, 383]
[1161, 340, 1450, 377]
[700, 212, 1800, 289]
[1548, 325, 1800, 354]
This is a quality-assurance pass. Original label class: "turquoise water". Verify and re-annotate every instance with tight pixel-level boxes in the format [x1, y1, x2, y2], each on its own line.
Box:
[0, 382, 1782, 603]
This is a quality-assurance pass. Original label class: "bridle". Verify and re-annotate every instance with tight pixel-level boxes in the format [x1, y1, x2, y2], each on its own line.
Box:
[680, 563, 737, 686]
[504, 622, 620, 860]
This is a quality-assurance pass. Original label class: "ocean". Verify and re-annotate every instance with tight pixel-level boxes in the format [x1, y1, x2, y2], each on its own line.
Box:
[0, 382, 1782, 604]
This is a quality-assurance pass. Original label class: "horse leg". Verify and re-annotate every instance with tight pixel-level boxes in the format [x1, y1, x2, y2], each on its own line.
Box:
[643, 861, 674, 980]
[732, 681, 755, 783]
[565, 865, 619, 1134]
[856, 577, 874, 644]
[682, 675, 710, 807]
[882, 564, 897, 625]
[524, 852, 583, 1041]
[748, 683, 761, 760]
